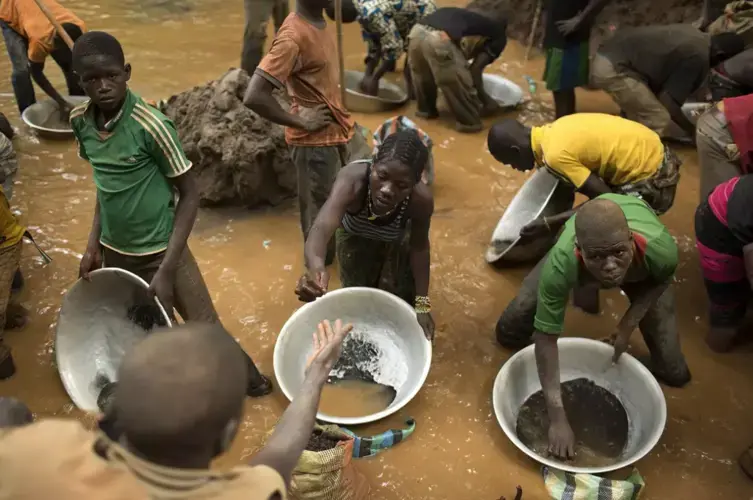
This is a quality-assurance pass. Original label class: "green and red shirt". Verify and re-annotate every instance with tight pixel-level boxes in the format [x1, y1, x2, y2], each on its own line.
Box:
[70, 89, 192, 256]
[534, 193, 678, 335]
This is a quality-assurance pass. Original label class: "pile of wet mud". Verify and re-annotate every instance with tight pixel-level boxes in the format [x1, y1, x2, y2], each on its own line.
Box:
[502, 0, 700, 51]
[163, 69, 296, 208]
[516, 378, 628, 468]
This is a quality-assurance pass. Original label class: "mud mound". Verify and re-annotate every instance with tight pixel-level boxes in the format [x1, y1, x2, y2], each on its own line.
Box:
[163, 69, 295, 208]
[503, 0, 701, 50]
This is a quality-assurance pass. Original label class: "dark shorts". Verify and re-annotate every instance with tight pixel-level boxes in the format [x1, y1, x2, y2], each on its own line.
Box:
[336, 227, 414, 305]
[102, 245, 219, 323]
[694, 200, 749, 327]
[543, 43, 590, 92]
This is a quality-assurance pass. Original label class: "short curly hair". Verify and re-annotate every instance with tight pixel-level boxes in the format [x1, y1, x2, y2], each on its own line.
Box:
[72, 31, 125, 72]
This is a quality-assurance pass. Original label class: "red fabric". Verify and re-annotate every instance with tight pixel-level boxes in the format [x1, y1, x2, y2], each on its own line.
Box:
[724, 94, 753, 173]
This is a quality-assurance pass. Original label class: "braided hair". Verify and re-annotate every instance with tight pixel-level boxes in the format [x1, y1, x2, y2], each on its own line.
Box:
[72, 31, 125, 72]
[373, 130, 429, 184]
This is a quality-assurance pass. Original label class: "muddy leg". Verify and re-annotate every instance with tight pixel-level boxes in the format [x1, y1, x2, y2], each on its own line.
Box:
[291, 145, 341, 266]
[625, 284, 691, 387]
[495, 256, 547, 349]
[0, 243, 21, 380]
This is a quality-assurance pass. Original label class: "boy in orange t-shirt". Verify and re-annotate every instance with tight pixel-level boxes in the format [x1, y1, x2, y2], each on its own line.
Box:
[0, 0, 86, 115]
[244, 0, 370, 265]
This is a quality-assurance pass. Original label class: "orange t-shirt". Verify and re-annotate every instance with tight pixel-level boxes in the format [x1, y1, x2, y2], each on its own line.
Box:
[0, 419, 287, 500]
[256, 13, 354, 147]
[0, 0, 86, 63]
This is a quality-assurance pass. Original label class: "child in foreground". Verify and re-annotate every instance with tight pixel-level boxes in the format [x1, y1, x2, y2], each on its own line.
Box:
[69, 31, 271, 397]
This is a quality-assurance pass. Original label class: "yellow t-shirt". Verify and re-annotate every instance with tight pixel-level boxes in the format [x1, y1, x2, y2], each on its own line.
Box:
[530, 113, 664, 189]
[0, 188, 24, 250]
[0, 419, 287, 500]
[0, 0, 86, 63]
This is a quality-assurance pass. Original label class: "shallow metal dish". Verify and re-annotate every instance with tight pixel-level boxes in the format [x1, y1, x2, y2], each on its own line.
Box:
[681, 101, 712, 125]
[274, 287, 432, 425]
[22, 96, 89, 139]
[56, 268, 171, 411]
[482, 73, 524, 108]
[486, 168, 575, 264]
[493, 338, 667, 474]
[344, 70, 408, 113]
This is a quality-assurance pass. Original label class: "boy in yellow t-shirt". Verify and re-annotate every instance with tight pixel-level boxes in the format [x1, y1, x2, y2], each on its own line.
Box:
[487, 113, 681, 239]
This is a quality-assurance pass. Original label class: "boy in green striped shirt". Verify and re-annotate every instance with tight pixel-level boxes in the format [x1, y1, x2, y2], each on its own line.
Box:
[69, 31, 271, 397]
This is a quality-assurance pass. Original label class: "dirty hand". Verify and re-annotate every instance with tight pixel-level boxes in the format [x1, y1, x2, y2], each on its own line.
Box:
[548, 419, 576, 460]
[79, 243, 103, 281]
[295, 268, 329, 302]
[306, 319, 353, 373]
[148, 266, 176, 316]
[611, 328, 631, 363]
[59, 101, 73, 122]
[417, 312, 435, 341]
[359, 75, 380, 96]
[299, 104, 333, 133]
[556, 15, 583, 36]
[519, 219, 550, 239]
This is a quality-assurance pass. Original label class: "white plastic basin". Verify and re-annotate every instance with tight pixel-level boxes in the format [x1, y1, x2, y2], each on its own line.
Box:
[274, 287, 431, 425]
[492, 338, 667, 474]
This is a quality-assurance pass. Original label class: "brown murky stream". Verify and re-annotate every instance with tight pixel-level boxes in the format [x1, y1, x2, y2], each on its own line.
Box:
[1, 1, 752, 498]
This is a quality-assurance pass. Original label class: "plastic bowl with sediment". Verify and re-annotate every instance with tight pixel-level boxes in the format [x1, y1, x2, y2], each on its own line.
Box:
[274, 287, 432, 425]
[493, 338, 667, 474]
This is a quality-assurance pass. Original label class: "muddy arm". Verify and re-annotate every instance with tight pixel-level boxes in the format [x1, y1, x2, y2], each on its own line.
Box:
[248, 363, 329, 484]
[162, 170, 199, 272]
[304, 167, 359, 272]
[408, 185, 433, 297]
[29, 61, 68, 110]
[579, 0, 609, 26]
[612, 280, 669, 360]
[244, 74, 308, 130]
[533, 332, 574, 458]
[470, 52, 497, 108]
[658, 91, 696, 137]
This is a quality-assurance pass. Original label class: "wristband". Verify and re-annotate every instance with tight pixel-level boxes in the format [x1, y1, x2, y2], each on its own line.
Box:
[415, 296, 431, 314]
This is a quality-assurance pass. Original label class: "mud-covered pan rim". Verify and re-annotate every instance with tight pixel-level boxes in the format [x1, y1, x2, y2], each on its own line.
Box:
[485, 169, 561, 263]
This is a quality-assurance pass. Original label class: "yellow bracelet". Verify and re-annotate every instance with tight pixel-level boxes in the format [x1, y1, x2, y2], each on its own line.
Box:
[415, 296, 431, 314]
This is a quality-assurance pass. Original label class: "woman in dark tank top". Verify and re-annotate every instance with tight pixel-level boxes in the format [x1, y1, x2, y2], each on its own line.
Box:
[295, 130, 436, 340]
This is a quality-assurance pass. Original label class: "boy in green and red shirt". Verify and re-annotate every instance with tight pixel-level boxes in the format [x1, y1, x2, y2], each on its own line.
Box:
[495, 194, 690, 460]
[69, 31, 271, 397]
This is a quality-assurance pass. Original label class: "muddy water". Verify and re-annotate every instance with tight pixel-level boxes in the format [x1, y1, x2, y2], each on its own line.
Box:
[516, 378, 629, 468]
[320, 379, 396, 418]
[1, 1, 752, 498]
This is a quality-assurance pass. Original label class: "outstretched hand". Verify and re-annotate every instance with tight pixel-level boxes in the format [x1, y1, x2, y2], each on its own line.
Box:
[306, 319, 353, 373]
[556, 15, 582, 36]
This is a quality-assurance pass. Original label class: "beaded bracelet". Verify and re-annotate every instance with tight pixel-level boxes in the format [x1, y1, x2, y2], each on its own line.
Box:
[415, 296, 431, 314]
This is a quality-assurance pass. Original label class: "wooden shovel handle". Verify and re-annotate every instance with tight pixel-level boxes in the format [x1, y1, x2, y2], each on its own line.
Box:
[32, 0, 75, 50]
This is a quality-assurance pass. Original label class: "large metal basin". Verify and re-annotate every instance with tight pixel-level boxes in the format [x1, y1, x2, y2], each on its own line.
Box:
[486, 168, 575, 264]
[56, 268, 171, 411]
[22, 96, 89, 139]
[493, 338, 667, 474]
[482, 73, 524, 108]
[344, 70, 408, 113]
[274, 287, 431, 425]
